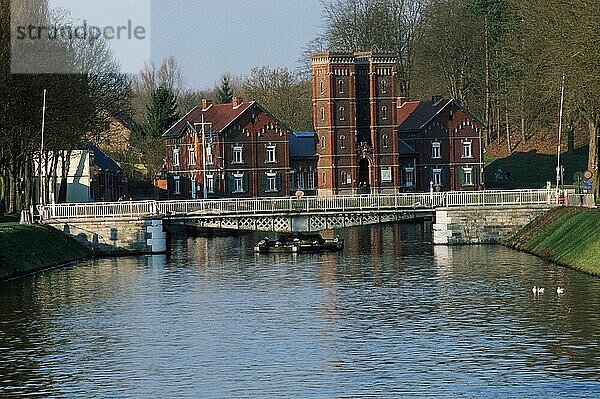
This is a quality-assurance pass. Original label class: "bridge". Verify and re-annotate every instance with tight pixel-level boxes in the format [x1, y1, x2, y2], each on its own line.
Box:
[38, 189, 589, 254]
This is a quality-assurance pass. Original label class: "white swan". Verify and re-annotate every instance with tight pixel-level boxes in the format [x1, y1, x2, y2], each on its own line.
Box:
[532, 286, 537, 294]
[557, 287, 565, 294]
[538, 287, 545, 294]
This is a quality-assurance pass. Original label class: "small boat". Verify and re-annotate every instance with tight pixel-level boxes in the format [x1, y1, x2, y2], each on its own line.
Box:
[254, 233, 344, 253]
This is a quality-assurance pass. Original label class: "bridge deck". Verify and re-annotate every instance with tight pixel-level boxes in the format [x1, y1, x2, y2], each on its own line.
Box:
[39, 189, 559, 221]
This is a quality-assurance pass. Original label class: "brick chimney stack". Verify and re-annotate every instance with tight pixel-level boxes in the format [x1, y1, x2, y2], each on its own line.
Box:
[232, 96, 243, 108]
[201, 99, 212, 110]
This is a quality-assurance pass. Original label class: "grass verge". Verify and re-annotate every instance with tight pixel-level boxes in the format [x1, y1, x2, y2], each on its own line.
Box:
[0, 224, 89, 281]
[507, 207, 600, 276]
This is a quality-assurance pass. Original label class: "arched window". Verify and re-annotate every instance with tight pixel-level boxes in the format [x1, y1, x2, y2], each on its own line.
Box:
[339, 106, 346, 121]
[381, 80, 387, 93]
[340, 135, 346, 149]
[382, 134, 389, 148]
[381, 106, 388, 120]
[339, 80, 345, 94]
[320, 107, 325, 121]
[321, 136, 326, 150]
[320, 81, 325, 94]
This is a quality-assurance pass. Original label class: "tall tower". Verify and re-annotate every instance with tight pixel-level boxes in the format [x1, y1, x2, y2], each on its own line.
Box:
[312, 52, 398, 196]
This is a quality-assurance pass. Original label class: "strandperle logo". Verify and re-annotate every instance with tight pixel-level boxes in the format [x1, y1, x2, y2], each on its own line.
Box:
[13, 20, 147, 46]
[10, 0, 151, 74]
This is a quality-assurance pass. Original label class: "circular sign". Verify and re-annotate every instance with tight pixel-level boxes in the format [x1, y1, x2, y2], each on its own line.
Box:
[583, 170, 593, 180]
[295, 190, 305, 199]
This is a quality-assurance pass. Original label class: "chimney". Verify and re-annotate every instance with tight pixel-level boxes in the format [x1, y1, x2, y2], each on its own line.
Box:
[201, 99, 212, 110]
[232, 96, 243, 108]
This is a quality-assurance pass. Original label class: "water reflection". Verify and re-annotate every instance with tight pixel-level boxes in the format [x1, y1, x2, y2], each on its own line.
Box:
[0, 223, 599, 397]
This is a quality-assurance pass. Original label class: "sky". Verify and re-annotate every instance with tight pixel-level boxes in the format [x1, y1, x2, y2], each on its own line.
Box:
[43, 0, 324, 88]
[151, 0, 324, 89]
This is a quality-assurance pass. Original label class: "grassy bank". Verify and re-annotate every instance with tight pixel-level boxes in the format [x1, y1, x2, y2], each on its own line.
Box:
[508, 207, 600, 276]
[0, 224, 89, 281]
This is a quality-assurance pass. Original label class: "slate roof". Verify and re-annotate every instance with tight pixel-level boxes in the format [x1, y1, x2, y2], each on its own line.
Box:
[289, 132, 317, 158]
[81, 143, 123, 173]
[398, 139, 417, 155]
[163, 101, 256, 139]
[397, 99, 452, 132]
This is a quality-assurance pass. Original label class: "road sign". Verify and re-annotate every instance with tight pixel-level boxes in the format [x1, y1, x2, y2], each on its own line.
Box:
[583, 179, 593, 191]
[583, 170, 593, 180]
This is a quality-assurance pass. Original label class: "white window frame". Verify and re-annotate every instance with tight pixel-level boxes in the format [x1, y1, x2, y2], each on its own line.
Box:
[433, 168, 442, 187]
[206, 145, 213, 165]
[307, 168, 315, 190]
[339, 106, 346, 121]
[172, 148, 180, 167]
[463, 167, 473, 186]
[296, 169, 305, 190]
[188, 146, 196, 166]
[233, 173, 244, 193]
[404, 167, 414, 187]
[432, 141, 441, 159]
[206, 174, 215, 194]
[462, 141, 473, 158]
[173, 175, 181, 194]
[266, 145, 276, 163]
[232, 146, 243, 164]
[266, 172, 277, 192]
[381, 106, 388, 120]
[381, 166, 392, 183]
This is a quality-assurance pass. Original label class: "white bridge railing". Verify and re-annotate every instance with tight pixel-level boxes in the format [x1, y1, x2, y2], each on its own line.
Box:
[39, 189, 555, 221]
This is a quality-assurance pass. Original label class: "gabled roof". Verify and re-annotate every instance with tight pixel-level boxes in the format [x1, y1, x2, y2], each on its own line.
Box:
[163, 102, 255, 138]
[397, 99, 452, 132]
[289, 132, 317, 158]
[81, 143, 123, 173]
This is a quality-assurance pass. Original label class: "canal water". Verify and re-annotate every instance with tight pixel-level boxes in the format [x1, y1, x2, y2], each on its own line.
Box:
[1, 224, 599, 398]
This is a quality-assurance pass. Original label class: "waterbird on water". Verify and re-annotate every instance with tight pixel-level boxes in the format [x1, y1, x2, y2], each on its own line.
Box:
[532, 286, 545, 295]
[557, 287, 565, 294]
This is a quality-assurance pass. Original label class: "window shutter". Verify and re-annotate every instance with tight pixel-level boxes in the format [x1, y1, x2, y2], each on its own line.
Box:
[459, 168, 466, 185]
[472, 167, 478, 186]
[243, 174, 249, 193]
[262, 173, 268, 192]
[227, 174, 234, 194]
[276, 173, 282, 192]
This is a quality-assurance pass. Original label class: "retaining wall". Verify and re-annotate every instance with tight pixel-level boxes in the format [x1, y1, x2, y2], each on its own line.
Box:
[433, 205, 556, 245]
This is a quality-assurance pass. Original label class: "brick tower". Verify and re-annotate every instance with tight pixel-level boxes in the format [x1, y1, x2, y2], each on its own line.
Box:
[312, 52, 398, 196]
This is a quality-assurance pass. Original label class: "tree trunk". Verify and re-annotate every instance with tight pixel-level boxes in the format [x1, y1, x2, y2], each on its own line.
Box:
[505, 109, 512, 156]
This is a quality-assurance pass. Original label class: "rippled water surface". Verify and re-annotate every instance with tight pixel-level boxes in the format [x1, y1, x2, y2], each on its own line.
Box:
[1, 224, 600, 398]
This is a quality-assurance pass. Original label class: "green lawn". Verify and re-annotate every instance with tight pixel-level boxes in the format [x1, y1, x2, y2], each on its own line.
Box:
[509, 207, 600, 276]
[0, 214, 19, 223]
[0, 224, 89, 281]
[485, 146, 589, 189]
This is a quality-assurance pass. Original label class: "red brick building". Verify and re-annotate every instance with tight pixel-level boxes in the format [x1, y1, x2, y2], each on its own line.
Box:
[397, 97, 485, 191]
[311, 51, 484, 195]
[162, 98, 291, 199]
[312, 52, 401, 195]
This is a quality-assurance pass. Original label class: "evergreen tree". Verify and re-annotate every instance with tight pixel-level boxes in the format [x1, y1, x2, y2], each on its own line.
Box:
[144, 85, 180, 138]
[216, 74, 234, 104]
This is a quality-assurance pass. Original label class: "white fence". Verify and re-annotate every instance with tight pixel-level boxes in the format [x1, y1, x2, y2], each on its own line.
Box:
[39, 189, 557, 221]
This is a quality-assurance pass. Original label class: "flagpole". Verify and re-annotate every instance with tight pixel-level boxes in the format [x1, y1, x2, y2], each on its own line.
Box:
[40, 89, 47, 209]
[202, 114, 208, 199]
